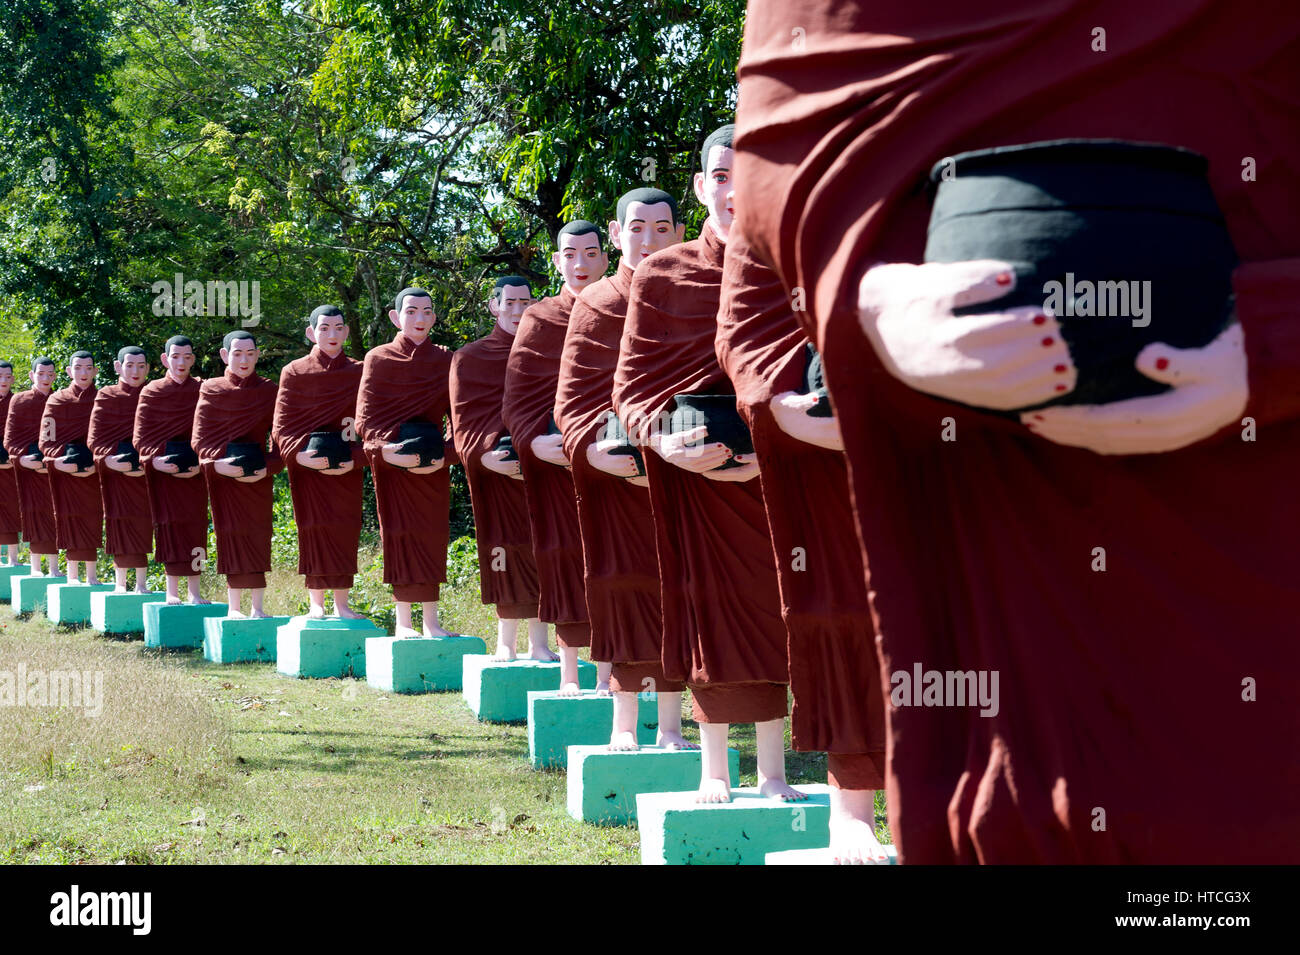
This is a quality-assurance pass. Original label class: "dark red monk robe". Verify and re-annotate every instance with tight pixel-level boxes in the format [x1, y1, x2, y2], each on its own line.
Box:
[716, 230, 886, 791]
[133, 375, 207, 576]
[192, 370, 284, 589]
[448, 325, 541, 619]
[88, 382, 152, 567]
[0, 393, 21, 546]
[39, 383, 104, 561]
[3, 389, 56, 553]
[354, 333, 453, 603]
[271, 347, 365, 590]
[611, 223, 788, 723]
[733, 0, 1300, 863]
[556, 265, 682, 693]
[502, 288, 591, 648]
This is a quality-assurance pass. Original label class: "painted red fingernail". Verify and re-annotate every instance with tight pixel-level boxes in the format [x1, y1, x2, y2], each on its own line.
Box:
[1155, 357, 1169, 370]
[1054, 384, 1067, 392]
[995, 272, 1012, 286]
[1032, 314, 1046, 326]
[1054, 363, 1067, 373]
[1041, 337, 1054, 347]
[1032, 414, 1045, 421]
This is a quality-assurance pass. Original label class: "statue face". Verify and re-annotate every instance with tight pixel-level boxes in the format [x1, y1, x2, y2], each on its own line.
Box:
[389, 294, 435, 343]
[68, 356, 96, 389]
[0, 366, 13, 396]
[308, 314, 349, 356]
[491, 283, 533, 333]
[31, 363, 57, 391]
[162, 344, 195, 381]
[221, 336, 259, 378]
[693, 145, 736, 238]
[552, 232, 607, 293]
[610, 200, 683, 269]
[118, 353, 148, 387]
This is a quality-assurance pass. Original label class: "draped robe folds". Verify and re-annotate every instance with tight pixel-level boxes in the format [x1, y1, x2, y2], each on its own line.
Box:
[732, 0, 1300, 862]
[715, 230, 886, 791]
[0, 393, 21, 546]
[192, 370, 284, 588]
[354, 333, 453, 603]
[39, 383, 104, 561]
[448, 325, 540, 619]
[270, 347, 366, 590]
[501, 288, 591, 648]
[132, 375, 207, 575]
[88, 382, 152, 567]
[611, 224, 789, 723]
[3, 389, 56, 553]
[555, 266, 682, 692]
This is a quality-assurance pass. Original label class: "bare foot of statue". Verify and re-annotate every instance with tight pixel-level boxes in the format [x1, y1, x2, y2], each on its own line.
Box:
[114, 584, 130, 594]
[494, 639, 517, 661]
[557, 681, 583, 697]
[423, 623, 456, 638]
[607, 730, 640, 751]
[594, 661, 612, 696]
[308, 603, 326, 618]
[594, 679, 612, 697]
[227, 608, 247, 619]
[250, 609, 270, 619]
[656, 729, 699, 751]
[165, 595, 183, 605]
[395, 624, 420, 639]
[758, 777, 809, 802]
[337, 605, 364, 620]
[831, 817, 891, 865]
[696, 776, 732, 804]
[528, 644, 559, 663]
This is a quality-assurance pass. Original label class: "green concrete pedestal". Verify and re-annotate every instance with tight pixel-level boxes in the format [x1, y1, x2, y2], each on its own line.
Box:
[91, 592, 162, 635]
[276, 615, 380, 679]
[765, 845, 897, 865]
[637, 784, 833, 865]
[13, 575, 67, 614]
[143, 602, 229, 649]
[461, 656, 596, 723]
[48, 583, 115, 625]
[0, 565, 29, 602]
[365, 635, 487, 693]
[527, 690, 658, 769]
[203, 615, 291, 663]
[567, 745, 740, 826]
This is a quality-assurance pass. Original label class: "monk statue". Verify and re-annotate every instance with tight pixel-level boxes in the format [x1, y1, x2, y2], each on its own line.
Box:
[40, 351, 105, 586]
[556, 187, 700, 750]
[271, 305, 367, 619]
[3, 358, 58, 576]
[612, 125, 804, 803]
[0, 361, 23, 567]
[193, 331, 285, 617]
[449, 276, 555, 661]
[88, 346, 153, 593]
[502, 221, 612, 695]
[355, 288, 459, 638]
[731, 1, 1298, 862]
[133, 336, 208, 605]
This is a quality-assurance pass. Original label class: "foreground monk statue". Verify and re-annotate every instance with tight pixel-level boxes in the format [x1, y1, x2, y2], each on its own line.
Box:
[3, 358, 58, 575]
[716, 232, 889, 862]
[193, 331, 284, 617]
[271, 305, 366, 619]
[88, 346, 153, 593]
[133, 336, 208, 605]
[40, 351, 104, 586]
[355, 288, 458, 638]
[555, 188, 697, 748]
[0, 361, 22, 566]
[731, 1, 1298, 862]
[502, 220, 610, 694]
[449, 276, 553, 660]
[612, 127, 803, 802]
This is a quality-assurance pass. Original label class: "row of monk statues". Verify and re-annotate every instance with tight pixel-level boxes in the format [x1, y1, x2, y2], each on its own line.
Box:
[4, 35, 1291, 866]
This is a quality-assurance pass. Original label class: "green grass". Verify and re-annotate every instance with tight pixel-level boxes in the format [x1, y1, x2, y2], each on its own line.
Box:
[0, 551, 890, 864]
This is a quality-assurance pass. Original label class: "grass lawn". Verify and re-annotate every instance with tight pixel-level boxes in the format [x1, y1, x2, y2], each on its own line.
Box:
[0, 562, 888, 864]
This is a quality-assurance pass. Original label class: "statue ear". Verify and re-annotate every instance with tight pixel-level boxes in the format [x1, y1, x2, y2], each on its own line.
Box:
[219, 347, 231, 365]
[304, 323, 318, 345]
[113, 360, 124, 376]
[674, 222, 686, 242]
[551, 250, 563, 274]
[692, 170, 707, 206]
[388, 309, 401, 330]
[487, 295, 501, 318]
[607, 219, 621, 248]
[158, 351, 168, 368]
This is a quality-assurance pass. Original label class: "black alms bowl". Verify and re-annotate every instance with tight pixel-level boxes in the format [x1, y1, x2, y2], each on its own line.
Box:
[25, 442, 43, 463]
[394, 420, 444, 468]
[492, 429, 518, 463]
[801, 343, 833, 418]
[114, 439, 141, 471]
[669, 392, 754, 471]
[600, 411, 645, 477]
[925, 139, 1237, 410]
[161, 438, 199, 473]
[305, 431, 352, 469]
[223, 440, 266, 476]
[60, 442, 95, 473]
